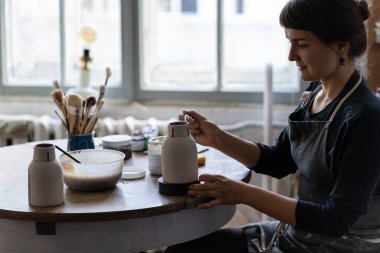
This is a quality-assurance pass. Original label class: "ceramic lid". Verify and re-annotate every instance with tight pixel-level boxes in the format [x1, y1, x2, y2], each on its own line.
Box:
[121, 166, 145, 179]
[102, 135, 132, 148]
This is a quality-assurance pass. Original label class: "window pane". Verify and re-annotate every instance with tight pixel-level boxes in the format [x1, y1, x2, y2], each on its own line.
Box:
[223, 0, 298, 92]
[4, 0, 60, 85]
[181, 0, 197, 13]
[236, 0, 244, 14]
[141, 0, 217, 91]
[65, 0, 122, 87]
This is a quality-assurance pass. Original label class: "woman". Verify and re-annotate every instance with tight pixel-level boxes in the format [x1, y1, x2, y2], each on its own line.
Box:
[165, 0, 380, 252]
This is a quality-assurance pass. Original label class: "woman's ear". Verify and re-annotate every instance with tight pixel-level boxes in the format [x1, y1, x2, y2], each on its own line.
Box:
[332, 41, 350, 65]
[337, 41, 350, 56]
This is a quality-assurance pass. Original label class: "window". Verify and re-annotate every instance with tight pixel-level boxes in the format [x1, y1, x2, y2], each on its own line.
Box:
[4, 0, 61, 85]
[0, 0, 300, 103]
[0, 0, 122, 90]
[139, 0, 299, 102]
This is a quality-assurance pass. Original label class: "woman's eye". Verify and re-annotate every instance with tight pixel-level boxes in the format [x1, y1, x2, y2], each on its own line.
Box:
[298, 44, 308, 48]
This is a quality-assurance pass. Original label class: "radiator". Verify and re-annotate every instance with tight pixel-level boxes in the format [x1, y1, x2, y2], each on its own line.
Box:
[1, 113, 288, 145]
[0, 114, 44, 146]
[0, 114, 178, 147]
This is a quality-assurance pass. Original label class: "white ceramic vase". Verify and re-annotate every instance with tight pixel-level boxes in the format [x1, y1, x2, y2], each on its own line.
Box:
[28, 143, 64, 207]
[161, 122, 198, 184]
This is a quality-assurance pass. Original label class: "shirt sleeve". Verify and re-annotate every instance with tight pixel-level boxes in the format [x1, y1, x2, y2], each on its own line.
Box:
[295, 108, 380, 237]
[251, 127, 298, 179]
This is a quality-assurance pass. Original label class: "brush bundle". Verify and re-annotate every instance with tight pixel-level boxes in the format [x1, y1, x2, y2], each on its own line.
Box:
[51, 67, 111, 135]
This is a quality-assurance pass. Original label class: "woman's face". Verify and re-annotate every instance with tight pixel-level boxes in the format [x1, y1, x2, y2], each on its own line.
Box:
[285, 28, 339, 82]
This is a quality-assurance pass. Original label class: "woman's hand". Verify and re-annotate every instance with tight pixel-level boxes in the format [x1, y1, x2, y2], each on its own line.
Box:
[179, 110, 222, 147]
[187, 174, 249, 209]
[188, 174, 298, 226]
[179, 109, 262, 169]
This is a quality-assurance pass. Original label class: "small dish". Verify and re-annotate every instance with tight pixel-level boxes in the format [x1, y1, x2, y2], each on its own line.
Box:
[121, 166, 146, 180]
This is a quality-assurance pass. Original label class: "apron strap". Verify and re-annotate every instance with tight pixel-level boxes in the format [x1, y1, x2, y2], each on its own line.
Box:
[328, 74, 362, 121]
[300, 85, 322, 108]
[298, 74, 362, 121]
[251, 222, 289, 253]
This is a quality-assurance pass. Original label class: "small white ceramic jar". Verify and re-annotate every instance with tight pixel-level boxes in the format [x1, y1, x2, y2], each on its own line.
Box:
[148, 136, 165, 175]
[131, 130, 145, 152]
[28, 143, 64, 207]
[102, 135, 132, 160]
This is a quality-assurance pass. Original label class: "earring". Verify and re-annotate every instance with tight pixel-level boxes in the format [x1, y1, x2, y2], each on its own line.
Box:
[339, 57, 346, 65]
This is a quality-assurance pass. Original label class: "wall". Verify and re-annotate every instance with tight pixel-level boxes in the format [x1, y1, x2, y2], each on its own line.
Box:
[366, 0, 380, 89]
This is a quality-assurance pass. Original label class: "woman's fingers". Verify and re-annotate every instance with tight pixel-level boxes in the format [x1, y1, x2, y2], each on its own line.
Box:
[189, 128, 201, 135]
[188, 174, 228, 206]
[199, 173, 226, 182]
[183, 110, 207, 121]
[197, 199, 221, 209]
[187, 189, 218, 197]
[187, 187, 222, 209]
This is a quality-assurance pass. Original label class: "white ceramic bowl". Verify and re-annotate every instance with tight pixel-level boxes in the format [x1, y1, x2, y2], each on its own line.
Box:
[59, 149, 125, 191]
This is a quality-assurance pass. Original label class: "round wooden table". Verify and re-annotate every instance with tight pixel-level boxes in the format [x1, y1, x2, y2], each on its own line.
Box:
[0, 140, 251, 253]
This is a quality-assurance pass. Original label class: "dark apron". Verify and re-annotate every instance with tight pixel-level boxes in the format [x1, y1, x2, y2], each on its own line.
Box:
[244, 74, 380, 252]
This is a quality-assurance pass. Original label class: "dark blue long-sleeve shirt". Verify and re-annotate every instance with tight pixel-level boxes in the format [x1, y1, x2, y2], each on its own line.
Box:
[252, 70, 380, 237]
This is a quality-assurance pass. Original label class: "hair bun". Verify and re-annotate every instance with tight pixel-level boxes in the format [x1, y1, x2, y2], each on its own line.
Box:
[356, 0, 369, 21]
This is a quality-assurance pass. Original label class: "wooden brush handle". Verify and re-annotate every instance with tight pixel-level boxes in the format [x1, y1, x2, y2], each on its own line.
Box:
[84, 104, 102, 134]
[68, 113, 75, 134]
[67, 106, 77, 134]
[80, 108, 91, 134]
[73, 107, 80, 134]
[84, 114, 96, 134]
[54, 111, 68, 131]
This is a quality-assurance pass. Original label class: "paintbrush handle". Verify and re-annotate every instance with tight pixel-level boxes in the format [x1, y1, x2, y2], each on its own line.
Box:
[84, 114, 96, 134]
[89, 117, 100, 134]
[68, 114, 75, 133]
[55, 145, 81, 163]
[67, 106, 77, 134]
[80, 108, 91, 134]
[84, 103, 103, 134]
[60, 99, 69, 131]
[54, 110, 68, 131]
[73, 107, 80, 134]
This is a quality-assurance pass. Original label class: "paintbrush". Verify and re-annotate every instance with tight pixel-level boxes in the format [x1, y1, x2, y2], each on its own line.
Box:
[86, 67, 110, 130]
[93, 67, 110, 108]
[51, 89, 69, 128]
[90, 98, 107, 133]
[66, 93, 83, 134]
[52, 80, 67, 111]
[85, 98, 106, 134]
[79, 96, 96, 134]
[73, 105, 81, 134]
[52, 80, 61, 90]
[55, 145, 81, 163]
[105, 67, 112, 87]
[54, 110, 68, 131]
[92, 84, 106, 128]
[51, 89, 65, 114]
[96, 85, 106, 107]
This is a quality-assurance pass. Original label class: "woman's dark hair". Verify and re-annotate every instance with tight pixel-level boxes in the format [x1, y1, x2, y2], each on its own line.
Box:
[279, 0, 369, 58]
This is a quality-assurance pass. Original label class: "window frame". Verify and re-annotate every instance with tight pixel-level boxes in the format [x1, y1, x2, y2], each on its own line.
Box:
[0, 0, 303, 104]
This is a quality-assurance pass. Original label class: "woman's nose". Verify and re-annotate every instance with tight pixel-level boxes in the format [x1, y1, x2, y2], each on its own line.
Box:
[288, 47, 299, 62]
